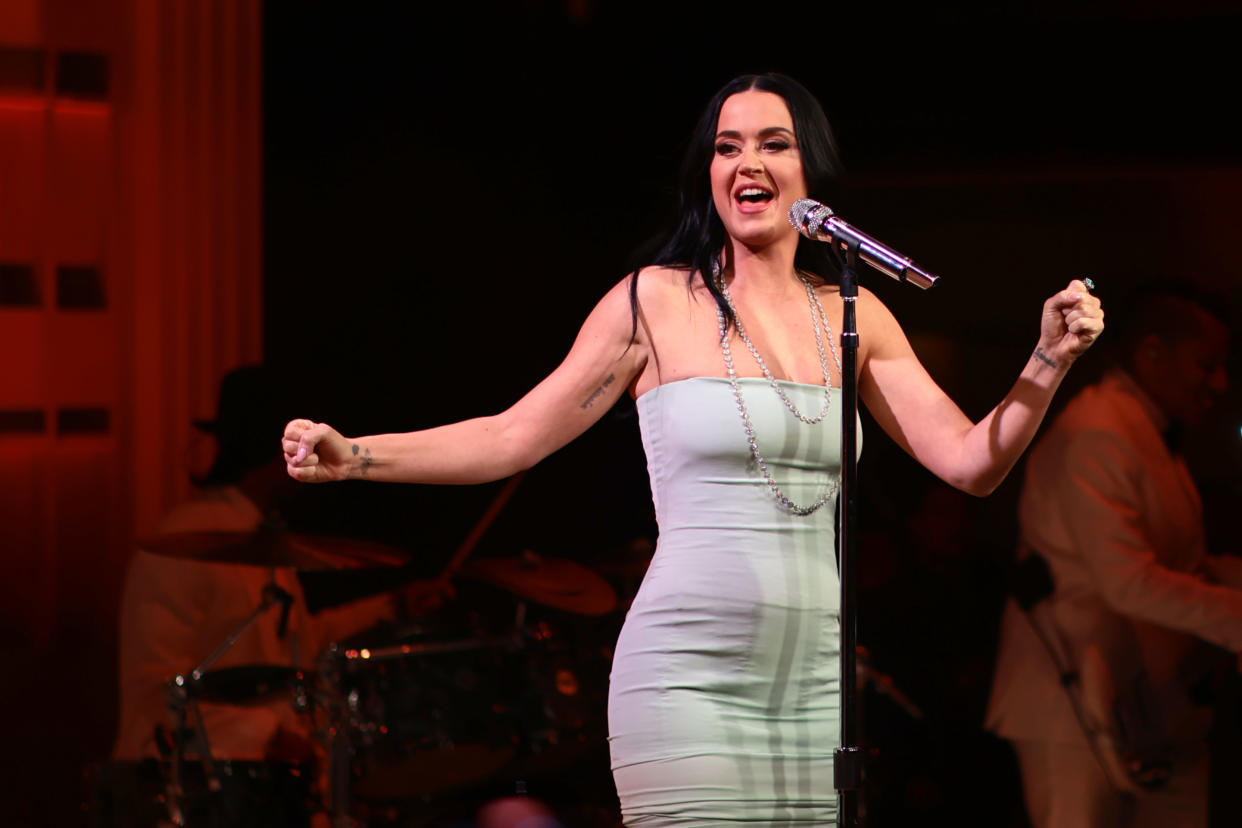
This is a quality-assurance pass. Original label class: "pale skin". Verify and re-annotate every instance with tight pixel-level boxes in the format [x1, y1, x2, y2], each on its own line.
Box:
[283, 90, 1104, 497]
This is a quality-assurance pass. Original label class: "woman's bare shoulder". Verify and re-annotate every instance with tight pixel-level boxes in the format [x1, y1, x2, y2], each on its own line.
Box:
[855, 284, 899, 322]
[625, 265, 703, 312]
[629, 264, 693, 291]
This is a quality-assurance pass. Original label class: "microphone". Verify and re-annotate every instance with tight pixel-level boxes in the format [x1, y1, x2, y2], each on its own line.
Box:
[788, 199, 939, 289]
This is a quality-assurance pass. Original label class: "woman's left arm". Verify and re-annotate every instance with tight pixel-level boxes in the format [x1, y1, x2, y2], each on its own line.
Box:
[859, 279, 1103, 496]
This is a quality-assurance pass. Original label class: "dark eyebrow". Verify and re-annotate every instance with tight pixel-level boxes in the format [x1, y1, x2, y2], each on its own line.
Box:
[714, 127, 796, 141]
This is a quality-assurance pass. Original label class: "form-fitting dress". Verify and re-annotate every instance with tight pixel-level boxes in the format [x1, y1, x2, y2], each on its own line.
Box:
[608, 376, 848, 825]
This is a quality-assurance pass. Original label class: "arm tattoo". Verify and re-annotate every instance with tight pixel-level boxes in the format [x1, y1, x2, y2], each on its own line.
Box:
[1032, 347, 1058, 369]
[580, 373, 617, 409]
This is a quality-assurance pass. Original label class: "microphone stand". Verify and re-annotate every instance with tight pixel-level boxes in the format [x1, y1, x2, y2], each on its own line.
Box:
[792, 198, 936, 823]
[835, 238, 863, 826]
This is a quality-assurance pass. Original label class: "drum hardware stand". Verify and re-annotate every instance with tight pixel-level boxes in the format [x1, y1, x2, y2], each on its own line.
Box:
[856, 646, 923, 722]
[443, 471, 526, 577]
[327, 722, 358, 828]
[160, 577, 295, 826]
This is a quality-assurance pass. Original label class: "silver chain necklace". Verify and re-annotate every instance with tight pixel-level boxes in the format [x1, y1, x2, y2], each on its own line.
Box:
[713, 264, 842, 515]
[714, 267, 841, 423]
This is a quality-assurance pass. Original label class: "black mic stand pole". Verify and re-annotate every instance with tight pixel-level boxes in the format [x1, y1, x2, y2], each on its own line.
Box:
[834, 237, 864, 826]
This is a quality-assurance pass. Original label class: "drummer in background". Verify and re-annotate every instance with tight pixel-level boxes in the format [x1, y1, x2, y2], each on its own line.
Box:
[115, 365, 571, 828]
[112, 365, 397, 769]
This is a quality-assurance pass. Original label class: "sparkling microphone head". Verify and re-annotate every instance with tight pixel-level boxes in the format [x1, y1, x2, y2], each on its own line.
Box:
[788, 198, 834, 240]
[786, 197, 939, 289]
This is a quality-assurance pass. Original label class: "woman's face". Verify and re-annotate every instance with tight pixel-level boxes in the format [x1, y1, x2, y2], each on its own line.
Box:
[710, 89, 807, 251]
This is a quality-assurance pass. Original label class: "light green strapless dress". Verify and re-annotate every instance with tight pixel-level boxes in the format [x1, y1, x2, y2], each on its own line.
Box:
[609, 377, 851, 825]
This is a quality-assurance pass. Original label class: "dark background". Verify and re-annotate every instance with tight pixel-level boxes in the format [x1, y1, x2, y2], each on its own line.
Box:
[260, 2, 1242, 824]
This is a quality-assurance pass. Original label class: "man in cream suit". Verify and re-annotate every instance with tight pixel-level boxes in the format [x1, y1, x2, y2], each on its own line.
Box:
[986, 280, 1242, 827]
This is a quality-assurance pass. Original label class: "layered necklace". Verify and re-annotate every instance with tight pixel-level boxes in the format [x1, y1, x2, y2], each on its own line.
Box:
[713, 262, 843, 516]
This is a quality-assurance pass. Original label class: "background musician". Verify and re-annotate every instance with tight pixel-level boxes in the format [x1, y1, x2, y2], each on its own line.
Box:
[987, 279, 1242, 828]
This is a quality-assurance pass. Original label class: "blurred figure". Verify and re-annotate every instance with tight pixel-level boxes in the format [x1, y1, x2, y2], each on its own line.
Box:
[109, 365, 397, 824]
[986, 279, 1242, 828]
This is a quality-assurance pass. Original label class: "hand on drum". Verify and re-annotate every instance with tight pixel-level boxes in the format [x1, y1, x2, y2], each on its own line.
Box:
[283, 419, 354, 483]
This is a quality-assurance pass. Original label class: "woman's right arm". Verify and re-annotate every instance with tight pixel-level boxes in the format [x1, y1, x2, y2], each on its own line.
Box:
[283, 276, 649, 485]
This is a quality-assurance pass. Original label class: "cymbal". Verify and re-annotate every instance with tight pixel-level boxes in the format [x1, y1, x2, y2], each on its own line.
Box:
[139, 528, 411, 571]
[461, 553, 617, 616]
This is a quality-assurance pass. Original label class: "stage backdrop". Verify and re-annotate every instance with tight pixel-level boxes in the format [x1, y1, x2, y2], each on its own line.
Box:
[0, 1, 260, 823]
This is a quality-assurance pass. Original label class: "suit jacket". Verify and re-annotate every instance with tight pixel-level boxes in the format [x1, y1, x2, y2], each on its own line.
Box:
[986, 370, 1242, 746]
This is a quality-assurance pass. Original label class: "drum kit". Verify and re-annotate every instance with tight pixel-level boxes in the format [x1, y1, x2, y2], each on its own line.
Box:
[96, 516, 630, 828]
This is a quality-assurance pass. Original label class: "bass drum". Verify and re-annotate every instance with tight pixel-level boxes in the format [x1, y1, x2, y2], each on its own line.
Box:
[319, 586, 615, 804]
[89, 758, 314, 828]
[319, 597, 524, 802]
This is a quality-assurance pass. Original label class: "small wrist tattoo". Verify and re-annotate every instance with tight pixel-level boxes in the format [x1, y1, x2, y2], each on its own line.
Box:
[350, 443, 373, 477]
[1033, 347, 1058, 369]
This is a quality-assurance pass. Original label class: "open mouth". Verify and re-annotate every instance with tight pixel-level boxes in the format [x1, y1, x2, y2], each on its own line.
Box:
[735, 186, 774, 206]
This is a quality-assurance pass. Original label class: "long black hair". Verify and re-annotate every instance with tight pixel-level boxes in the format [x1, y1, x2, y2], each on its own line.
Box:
[629, 73, 844, 330]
